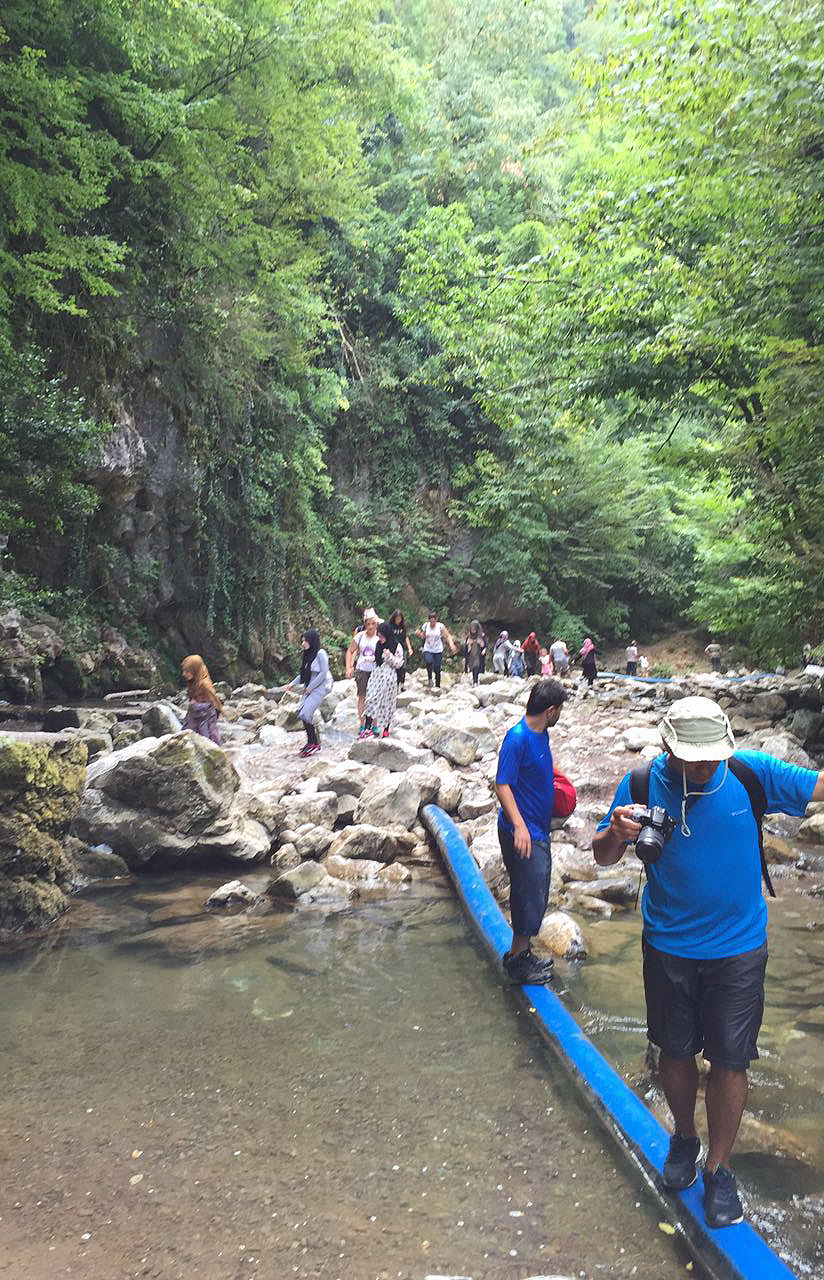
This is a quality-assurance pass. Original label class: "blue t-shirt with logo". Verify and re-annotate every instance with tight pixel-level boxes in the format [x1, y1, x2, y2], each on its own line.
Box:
[496, 717, 555, 842]
[597, 751, 817, 959]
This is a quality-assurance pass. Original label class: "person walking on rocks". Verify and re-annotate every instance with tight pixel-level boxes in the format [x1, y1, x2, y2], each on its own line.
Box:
[578, 636, 598, 687]
[625, 639, 639, 677]
[346, 612, 379, 729]
[416, 611, 457, 689]
[705, 641, 722, 674]
[593, 696, 824, 1229]
[492, 629, 512, 675]
[509, 640, 525, 678]
[181, 654, 223, 744]
[279, 628, 333, 756]
[523, 631, 540, 677]
[388, 609, 413, 690]
[464, 619, 487, 686]
[539, 646, 553, 677]
[362, 621, 405, 737]
[494, 678, 569, 984]
[549, 636, 569, 676]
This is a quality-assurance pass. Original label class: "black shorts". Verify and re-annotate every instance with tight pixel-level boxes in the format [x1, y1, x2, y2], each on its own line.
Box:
[642, 939, 768, 1070]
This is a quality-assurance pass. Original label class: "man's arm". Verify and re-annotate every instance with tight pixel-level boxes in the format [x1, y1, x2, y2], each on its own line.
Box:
[344, 639, 358, 679]
[812, 771, 824, 803]
[442, 624, 457, 655]
[592, 806, 642, 866]
[494, 782, 531, 858]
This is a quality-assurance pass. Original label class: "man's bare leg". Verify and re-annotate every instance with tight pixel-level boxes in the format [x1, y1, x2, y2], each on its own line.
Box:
[705, 1065, 748, 1171]
[659, 1053, 699, 1137]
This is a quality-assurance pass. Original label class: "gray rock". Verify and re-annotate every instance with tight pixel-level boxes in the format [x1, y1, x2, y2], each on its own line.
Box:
[621, 726, 662, 752]
[267, 860, 327, 899]
[232, 683, 268, 700]
[141, 702, 183, 737]
[421, 720, 478, 766]
[348, 736, 434, 771]
[356, 773, 421, 830]
[790, 708, 824, 745]
[565, 875, 637, 904]
[205, 879, 258, 908]
[405, 764, 442, 806]
[752, 691, 787, 719]
[278, 790, 338, 830]
[269, 842, 300, 872]
[293, 824, 335, 859]
[759, 734, 818, 770]
[310, 759, 376, 797]
[798, 812, 824, 845]
[469, 824, 508, 895]
[436, 772, 464, 813]
[334, 793, 358, 825]
[326, 824, 411, 863]
[457, 787, 496, 820]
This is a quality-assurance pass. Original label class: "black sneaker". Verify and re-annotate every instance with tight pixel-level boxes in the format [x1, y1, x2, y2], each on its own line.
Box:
[503, 950, 554, 985]
[703, 1166, 744, 1228]
[663, 1131, 701, 1191]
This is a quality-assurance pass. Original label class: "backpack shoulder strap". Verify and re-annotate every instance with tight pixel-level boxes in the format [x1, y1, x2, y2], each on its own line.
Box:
[629, 759, 652, 807]
[729, 754, 775, 898]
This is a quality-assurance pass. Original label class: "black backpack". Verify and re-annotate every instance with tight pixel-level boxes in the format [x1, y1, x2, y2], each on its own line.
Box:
[628, 754, 775, 898]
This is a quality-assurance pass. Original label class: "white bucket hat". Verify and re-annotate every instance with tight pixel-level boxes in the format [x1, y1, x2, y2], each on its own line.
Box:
[659, 695, 735, 762]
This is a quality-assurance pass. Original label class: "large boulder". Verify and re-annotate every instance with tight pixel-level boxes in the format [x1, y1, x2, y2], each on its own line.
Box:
[74, 732, 273, 867]
[421, 720, 478, 766]
[348, 736, 433, 771]
[0, 732, 88, 933]
[355, 773, 422, 830]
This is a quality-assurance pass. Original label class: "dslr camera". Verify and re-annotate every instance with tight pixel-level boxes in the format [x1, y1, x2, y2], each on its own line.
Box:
[631, 805, 676, 865]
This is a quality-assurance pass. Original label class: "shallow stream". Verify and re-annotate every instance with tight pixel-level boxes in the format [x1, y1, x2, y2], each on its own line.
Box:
[0, 873, 695, 1280]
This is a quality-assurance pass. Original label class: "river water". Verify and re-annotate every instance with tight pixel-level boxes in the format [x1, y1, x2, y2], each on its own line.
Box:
[0, 873, 696, 1280]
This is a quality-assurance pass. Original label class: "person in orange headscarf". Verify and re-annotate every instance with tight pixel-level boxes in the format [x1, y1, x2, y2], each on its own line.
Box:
[181, 654, 223, 744]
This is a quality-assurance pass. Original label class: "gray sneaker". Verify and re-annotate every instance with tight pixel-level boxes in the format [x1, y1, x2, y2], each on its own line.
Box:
[703, 1165, 744, 1228]
[503, 950, 554, 985]
[663, 1131, 702, 1190]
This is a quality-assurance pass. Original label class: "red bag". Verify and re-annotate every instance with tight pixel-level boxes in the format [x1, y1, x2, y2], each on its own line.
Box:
[553, 769, 577, 819]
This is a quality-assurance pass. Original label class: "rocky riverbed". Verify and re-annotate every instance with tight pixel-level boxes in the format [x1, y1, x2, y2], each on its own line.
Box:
[2, 664, 823, 951]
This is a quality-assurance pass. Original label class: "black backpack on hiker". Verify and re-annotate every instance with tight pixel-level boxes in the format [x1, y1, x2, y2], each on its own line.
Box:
[628, 754, 775, 898]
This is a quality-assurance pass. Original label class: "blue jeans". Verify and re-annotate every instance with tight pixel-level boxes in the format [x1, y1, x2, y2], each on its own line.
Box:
[498, 825, 551, 938]
[424, 651, 443, 686]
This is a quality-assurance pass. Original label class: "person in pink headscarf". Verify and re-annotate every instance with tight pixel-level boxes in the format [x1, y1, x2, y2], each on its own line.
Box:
[579, 637, 598, 687]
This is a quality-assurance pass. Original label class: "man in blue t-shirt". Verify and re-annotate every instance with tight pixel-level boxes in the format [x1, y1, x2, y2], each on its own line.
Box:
[594, 695, 823, 1230]
[495, 678, 568, 986]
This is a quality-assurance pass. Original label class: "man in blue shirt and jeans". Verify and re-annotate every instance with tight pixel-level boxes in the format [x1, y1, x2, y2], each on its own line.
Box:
[495, 678, 568, 986]
[594, 696, 823, 1229]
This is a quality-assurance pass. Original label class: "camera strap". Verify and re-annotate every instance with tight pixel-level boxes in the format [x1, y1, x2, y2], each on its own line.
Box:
[628, 755, 775, 898]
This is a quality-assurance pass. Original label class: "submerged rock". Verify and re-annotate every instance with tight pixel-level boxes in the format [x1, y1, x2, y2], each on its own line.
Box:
[536, 911, 587, 960]
[205, 879, 258, 908]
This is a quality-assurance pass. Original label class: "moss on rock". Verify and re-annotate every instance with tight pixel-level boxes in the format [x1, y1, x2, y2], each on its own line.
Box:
[0, 734, 87, 936]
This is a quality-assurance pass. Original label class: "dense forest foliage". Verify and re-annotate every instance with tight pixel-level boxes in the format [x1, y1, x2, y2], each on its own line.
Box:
[1, 0, 822, 668]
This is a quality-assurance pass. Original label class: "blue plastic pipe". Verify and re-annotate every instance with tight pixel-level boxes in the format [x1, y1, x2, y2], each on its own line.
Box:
[421, 803, 798, 1280]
